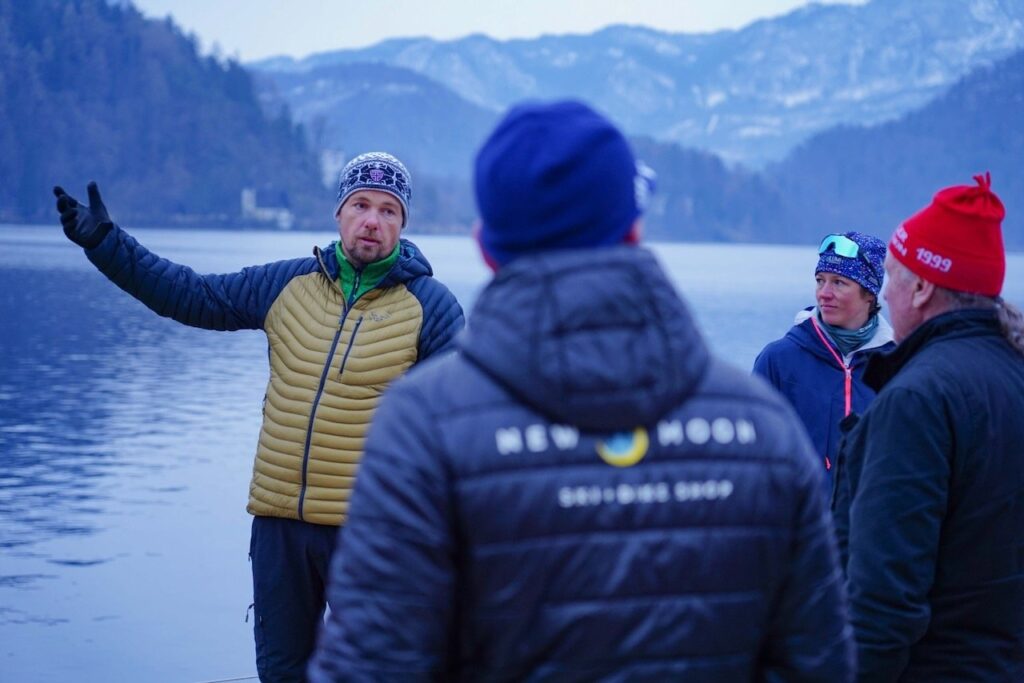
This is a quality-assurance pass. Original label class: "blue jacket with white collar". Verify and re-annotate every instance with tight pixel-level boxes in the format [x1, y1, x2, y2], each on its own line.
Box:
[753, 308, 894, 490]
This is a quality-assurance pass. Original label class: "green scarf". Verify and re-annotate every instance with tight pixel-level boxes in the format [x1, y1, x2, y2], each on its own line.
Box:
[335, 242, 400, 305]
[817, 311, 879, 357]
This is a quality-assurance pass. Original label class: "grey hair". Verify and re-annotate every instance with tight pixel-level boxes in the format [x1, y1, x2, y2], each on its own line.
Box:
[998, 299, 1024, 355]
[886, 258, 1024, 354]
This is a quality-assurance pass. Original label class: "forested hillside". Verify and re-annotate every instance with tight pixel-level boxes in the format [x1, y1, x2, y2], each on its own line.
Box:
[770, 49, 1024, 248]
[0, 0, 325, 228]
[630, 48, 1024, 247]
[630, 138, 787, 243]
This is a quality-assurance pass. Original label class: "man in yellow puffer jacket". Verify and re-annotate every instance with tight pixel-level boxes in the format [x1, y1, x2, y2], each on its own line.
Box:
[53, 152, 465, 682]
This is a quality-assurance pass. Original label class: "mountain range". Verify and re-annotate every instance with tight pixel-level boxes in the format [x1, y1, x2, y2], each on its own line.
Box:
[626, 47, 1024, 246]
[251, 0, 1024, 247]
[253, 0, 1024, 169]
[2, 0, 1021, 247]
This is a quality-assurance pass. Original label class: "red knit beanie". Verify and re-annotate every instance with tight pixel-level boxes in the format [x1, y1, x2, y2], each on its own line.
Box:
[889, 172, 1006, 296]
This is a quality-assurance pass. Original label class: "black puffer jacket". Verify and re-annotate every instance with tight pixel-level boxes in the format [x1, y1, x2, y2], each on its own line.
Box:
[310, 246, 854, 682]
[833, 309, 1024, 682]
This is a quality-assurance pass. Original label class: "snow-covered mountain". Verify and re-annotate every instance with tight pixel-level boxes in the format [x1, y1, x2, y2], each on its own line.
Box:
[252, 0, 1024, 167]
[253, 63, 498, 180]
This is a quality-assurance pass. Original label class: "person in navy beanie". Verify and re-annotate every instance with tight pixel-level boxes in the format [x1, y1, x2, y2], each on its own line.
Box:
[474, 99, 649, 266]
[754, 230, 895, 492]
[832, 173, 1024, 682]
[308, 99, 854, 682]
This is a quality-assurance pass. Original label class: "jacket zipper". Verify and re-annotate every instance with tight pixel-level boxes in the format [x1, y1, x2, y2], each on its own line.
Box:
[337, 269, 366, 378]
[338, 316, 364, 378]
[297, 309, 347, 521]
[296, 265, 365, 519]
[810, 316, 853, 471]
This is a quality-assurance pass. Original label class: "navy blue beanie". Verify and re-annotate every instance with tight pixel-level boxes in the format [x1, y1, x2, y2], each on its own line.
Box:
[475, 100, 645, 266]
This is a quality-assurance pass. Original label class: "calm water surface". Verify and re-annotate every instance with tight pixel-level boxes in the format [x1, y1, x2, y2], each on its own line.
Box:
[1, 224, 1021, 682]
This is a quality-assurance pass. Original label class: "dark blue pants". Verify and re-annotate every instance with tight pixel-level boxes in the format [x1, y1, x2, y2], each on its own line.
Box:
[250, 516, 339, 683]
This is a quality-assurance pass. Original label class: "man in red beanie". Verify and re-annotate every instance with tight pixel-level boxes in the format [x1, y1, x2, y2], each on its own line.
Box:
[832, 173, 1024, 682]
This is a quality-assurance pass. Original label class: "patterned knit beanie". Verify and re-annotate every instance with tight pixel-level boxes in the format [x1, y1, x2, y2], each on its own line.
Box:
[890, 172, 1005, 296]
[474, 99, 653, 266]
[815, 231, 886, 296]
[334, 152, 412, 227]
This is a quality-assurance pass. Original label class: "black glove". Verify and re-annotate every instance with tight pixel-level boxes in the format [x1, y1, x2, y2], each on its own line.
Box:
[52, 182, 114, 249]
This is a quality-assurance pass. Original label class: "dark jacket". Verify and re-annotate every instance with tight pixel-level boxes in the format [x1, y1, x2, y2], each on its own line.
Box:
[83, 226, 464, 524]
[832, 309, 1024, 682]
[309, 247, 854, 682]
[753, 310, 894, 488]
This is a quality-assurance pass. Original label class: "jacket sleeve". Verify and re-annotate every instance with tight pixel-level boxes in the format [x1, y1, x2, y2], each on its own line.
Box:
[844, 387, 950, 682]
[758, 436, 856, 683]
[412, 278, 465, 360]
[308, 378, 454, 683]
[83, 223, 311, 330]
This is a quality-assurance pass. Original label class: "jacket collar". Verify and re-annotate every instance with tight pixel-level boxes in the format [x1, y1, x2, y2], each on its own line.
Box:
[314, 237, 432, 287]
[788, 308, 894, 365]
[863, 308, 1002, 391]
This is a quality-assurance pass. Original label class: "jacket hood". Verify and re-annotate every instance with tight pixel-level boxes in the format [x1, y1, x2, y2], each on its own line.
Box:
[787, 307, 894, 364]
[459, 246, 710, 431]
[315, 238, 432, 285]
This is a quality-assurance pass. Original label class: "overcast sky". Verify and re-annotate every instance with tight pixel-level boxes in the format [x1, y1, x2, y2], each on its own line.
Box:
[131, 0, 868, 62]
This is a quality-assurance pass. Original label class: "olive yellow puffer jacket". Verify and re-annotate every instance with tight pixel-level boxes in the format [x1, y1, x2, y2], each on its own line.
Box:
[84, 227, 464, 525]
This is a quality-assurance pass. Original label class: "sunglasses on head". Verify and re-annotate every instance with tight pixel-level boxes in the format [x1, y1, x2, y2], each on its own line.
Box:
[818, 234, 882, 290]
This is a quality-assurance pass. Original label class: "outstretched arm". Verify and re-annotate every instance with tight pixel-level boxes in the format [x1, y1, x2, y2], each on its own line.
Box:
[54, 182, 309, 331]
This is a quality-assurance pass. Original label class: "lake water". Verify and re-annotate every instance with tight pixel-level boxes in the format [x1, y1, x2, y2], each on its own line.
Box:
[1, 224, 1022, 682]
